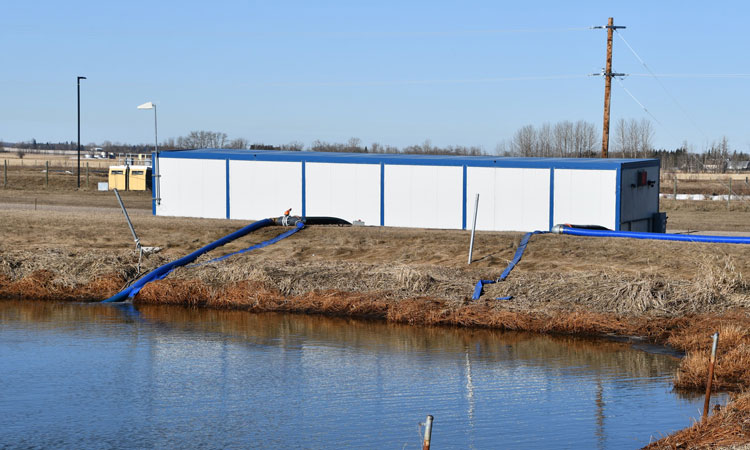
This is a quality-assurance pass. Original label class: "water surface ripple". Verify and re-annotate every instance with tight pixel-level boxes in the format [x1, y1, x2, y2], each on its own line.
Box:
[0, 301, 724, 449]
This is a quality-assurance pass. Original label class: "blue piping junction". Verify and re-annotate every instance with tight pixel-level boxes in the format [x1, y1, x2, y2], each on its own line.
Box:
[472, 224, 750, 301]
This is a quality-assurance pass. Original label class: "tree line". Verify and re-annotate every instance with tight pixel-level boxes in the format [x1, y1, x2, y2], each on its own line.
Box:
[5, 121, 750, 173]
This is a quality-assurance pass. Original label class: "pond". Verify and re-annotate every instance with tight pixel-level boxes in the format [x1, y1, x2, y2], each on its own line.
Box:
[0, 300, 724, 449]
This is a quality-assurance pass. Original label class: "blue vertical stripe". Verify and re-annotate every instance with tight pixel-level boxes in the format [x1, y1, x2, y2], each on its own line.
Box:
[225, 159, 230, 219]
[462, 165, 467, 230]
[301, 161, 306, 218]
[380, 163, 385, 226]
[548, 168, 554, 231]
[151, 151, 157, 216]
[615, 167, 622, 231]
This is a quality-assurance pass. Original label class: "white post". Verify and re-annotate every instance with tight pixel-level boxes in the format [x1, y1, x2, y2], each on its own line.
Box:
[422, 415, 434, 450]
[468, 193, 480, 264]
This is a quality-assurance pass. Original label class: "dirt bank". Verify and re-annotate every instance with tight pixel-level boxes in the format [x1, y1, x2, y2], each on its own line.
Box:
[1, 191, 750, 447]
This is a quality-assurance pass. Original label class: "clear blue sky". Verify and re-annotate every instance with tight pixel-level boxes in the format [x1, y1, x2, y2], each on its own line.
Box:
[3, 0, 749, 152]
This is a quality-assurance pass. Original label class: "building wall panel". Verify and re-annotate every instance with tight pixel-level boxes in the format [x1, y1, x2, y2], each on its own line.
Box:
[620, 166, 660, 230]
[157, 158, 226, 219]
[467, 167, 551, 231]
[553, 169, 617, 229]
[305, 163, 381, 225]
[229, 160, 302, 220]
[384, 165, 462, 229]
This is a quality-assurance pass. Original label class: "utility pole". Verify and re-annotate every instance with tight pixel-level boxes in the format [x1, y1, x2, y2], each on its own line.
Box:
[592, 18, 625, 158]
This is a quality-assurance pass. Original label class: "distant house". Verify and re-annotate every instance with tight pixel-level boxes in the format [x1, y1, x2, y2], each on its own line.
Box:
[727, 160, 750, 171]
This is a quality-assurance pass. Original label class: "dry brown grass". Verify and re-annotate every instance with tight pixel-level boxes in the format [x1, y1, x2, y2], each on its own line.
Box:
[645, 390, 750, 449]
[672, 321, 750, 391]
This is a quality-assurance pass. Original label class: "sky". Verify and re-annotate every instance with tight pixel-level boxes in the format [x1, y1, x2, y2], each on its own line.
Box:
[3, 0, 750, 153]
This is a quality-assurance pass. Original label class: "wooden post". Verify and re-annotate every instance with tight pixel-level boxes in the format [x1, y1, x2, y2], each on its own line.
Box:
[86, 162, 89, 189]
[45, 161, 49, 188]
[3, 160, 6, 188]
[702, 332, 719, 422]
[673, 176, 677, 199]
[728, 178, 732, 210]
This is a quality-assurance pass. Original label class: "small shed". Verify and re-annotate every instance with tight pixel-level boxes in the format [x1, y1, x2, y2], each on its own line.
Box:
[108, 165, 128, 190]
[128, 166, 152, 191]
[152, 150, 662, 232]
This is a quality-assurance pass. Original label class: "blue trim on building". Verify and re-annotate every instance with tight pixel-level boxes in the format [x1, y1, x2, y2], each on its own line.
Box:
[615, 167, 622, 231]
[152, 151, 157, 216]
[301, 161, 306, 218]
[462, 165, 467, 230]
[158, 148, 659, 171]
[548, 168, 555, 231]
[225, 159, 230, 219]
[380, 163, 385, 226]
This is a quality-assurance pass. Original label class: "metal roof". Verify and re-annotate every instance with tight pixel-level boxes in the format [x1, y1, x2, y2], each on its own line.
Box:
[158, 148, 659, 170]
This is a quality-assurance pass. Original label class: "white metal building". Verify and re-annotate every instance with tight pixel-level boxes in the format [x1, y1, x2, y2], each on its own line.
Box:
[152, 150, 661, 232]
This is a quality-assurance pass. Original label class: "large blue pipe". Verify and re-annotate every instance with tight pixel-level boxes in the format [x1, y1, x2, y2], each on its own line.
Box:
[102, 218, 275, 303]
[553, 225, 750, 244]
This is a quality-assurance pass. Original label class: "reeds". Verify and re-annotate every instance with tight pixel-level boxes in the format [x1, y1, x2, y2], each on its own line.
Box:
[645, 390, 750, 449]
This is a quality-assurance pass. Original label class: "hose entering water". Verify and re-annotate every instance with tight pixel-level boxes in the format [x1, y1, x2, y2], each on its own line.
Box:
[102, 215, 348, 303]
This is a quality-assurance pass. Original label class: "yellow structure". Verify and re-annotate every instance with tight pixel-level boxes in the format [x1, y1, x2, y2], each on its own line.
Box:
[108, 166, 128, 190]
[128, 166, 152, 191]
[108, 165, 151, 191]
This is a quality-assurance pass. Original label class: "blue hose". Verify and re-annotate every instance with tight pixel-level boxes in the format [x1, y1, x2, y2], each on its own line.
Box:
[472, 225, 750, 301]
[556, 226, 750, 244]
[188, 222, 304, 267]
[472, 230, 547, 300]
[103, 218, 276, 303]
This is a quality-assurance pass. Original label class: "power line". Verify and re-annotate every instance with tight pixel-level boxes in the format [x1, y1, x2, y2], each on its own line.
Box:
[615, 77, 662, 125]
[629, 73, 750, 79]
[614, 77, 685, 145]
[266, 74, 589, 88]
[262, 26, 593, 38]
[615, 30, 710, 141]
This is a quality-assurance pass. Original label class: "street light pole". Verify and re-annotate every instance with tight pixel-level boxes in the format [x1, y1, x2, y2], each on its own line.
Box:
[77, 76, 86, 188]
[137, 102, 159, 204]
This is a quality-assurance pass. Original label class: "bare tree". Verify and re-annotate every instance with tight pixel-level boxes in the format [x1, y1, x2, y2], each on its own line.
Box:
[573, 120, 599, 157]
[537, 123, 553, 157]
[553, 121, 574, 156]
[279, 141, 304, 151]
[512, 125, 537, 156]
[614, 118, 653, 158]
[614, 118, 631, 157]
[177, 131, 229, 149]
[227, 138, 249, 149]
[345, 137, 364, 152]
[636, 118, 654, 158]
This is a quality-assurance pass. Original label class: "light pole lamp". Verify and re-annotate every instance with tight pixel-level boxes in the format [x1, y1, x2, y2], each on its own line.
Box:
[77, 76, 86, 189]
[137, 102, 160, 204]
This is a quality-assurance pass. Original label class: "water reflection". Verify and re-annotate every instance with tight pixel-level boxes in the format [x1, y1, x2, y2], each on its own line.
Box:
[0, 300, 724, 449]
